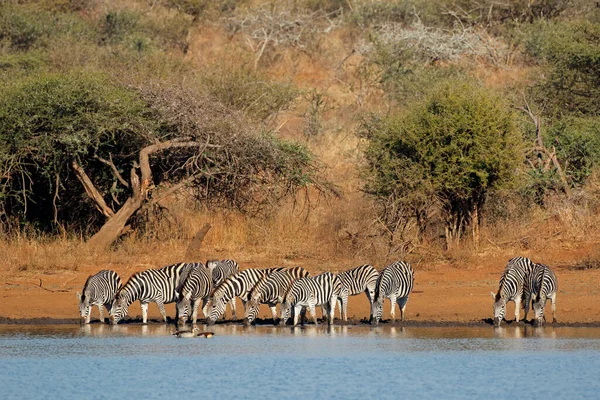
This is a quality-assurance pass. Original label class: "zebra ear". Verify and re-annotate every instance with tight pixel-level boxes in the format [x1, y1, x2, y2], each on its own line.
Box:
[185, 292, 192, 301]
[490, 292, 496, 300]
[76, 292, 81, 301]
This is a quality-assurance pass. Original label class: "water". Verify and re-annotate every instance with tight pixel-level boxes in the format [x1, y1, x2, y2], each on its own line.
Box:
[1, 324, 600, 399]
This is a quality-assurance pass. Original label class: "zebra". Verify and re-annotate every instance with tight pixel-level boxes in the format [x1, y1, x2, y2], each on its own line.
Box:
[371, 261, 414, 325]
[528, 263, 558, 326]
[205, 267, 287, 325]
[109, 262, 194, 325]
[177, 263, 213, 325]
[77, 270, 122, 324]
[490, 256, 535, 326]
[336, 264, 379, 322]
[244, 266, 310, 325]
[280, 272, 342, 326]
[206, 259, 239, 319]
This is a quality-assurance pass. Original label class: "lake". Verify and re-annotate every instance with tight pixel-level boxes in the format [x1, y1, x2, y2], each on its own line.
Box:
[1, 324, 599, 399]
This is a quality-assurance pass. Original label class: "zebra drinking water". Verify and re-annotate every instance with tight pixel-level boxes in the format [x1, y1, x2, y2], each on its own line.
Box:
[109, 262, 194, 325]
[371, 261, 414, 325]
[177, 263, 213, 325]
[206, 259, 239, 319]
[336, 264, 379, 322]
[529, 263, 558, 326]
[244, 267, 310, 325]
[280, 271, 342, 326]
[491, 256, 535, 326]
[77, 270, 122, 324]
[205, 267, 286, 324]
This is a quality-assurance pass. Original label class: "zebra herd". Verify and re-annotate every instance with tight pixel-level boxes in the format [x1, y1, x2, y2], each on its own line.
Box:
[77, 255, 558, 328]
[77, 261, 415, 327]
[491, 256, 558, 327]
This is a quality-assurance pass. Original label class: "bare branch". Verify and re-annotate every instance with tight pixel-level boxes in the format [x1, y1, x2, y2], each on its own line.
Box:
[95, 154, 129, 188]
[72, 160, 115, 218]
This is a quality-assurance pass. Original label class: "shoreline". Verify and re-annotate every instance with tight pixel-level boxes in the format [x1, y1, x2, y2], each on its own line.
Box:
[2, 316, 600, 328]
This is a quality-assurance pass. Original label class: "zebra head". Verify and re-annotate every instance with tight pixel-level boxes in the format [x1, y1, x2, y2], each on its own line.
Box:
[176, 292, 192, 324]
[244, 298, 260, 326]
[206, 295, 226, 325]
[532, 295, 546, 327]
[76, 292, 91, 323]
[109, 294, 129, 325]
[371, 299, 384, 325]
[491, 292, 507, 327]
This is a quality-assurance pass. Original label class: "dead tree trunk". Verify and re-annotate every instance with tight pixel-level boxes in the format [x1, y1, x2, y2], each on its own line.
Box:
[78, 140, 215, 253]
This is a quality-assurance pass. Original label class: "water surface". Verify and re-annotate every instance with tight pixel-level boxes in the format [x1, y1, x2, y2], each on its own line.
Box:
[1, 324, 599, 399]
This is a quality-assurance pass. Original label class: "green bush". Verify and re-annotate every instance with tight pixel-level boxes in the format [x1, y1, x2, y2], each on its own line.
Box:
[359, 80, 523, 244]
[546, 117, 600, 185]
[525, 20, 600, 116]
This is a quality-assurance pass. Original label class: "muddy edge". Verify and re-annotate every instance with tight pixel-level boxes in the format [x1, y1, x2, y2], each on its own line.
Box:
[1, 316, 599, 328]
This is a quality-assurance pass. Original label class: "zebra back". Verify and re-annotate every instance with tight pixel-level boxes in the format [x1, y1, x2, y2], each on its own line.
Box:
[180, 263, 213, 301]
[285, 272, 341, 306]
[207, 259, 239, 288]
[374, 261, 414, 304]
[337, 264, 379, 296]
[496, 256, 534, 301]
[530, 263, 558, 302]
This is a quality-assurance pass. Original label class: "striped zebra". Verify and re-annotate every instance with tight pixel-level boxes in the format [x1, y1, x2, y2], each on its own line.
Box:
[280, 272, 342, 326]
[206, 267, 286, 324]
[177, 263, 213, 325]
[77, 270, 122, 324]
[529, 263, 558, 326]
[336, 264, 379, 322]
[490, 256, 535, 326]
[206, 259, 239, 319]
[371, 261, 414, 325]
[244, 267, 310, 326]
[109, 262, 194, 325]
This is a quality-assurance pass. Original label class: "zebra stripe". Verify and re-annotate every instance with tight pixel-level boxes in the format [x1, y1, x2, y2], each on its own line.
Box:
[109, 262, 194, 325]
[529, 263, 558, 326]
[77, 270, 122, 324]
[206, 259, 239, 319]
[371, 261, 414, 325]
[491, 256, 535, 326]
[280, 272, 342, 326]
[244, 267, 310, 325]
[336, 264, 379, 321]
[177, 263, 213, 325]
[206, 267, 286, 324]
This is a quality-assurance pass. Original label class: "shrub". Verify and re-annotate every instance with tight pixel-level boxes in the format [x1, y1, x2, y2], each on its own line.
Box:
[359, 80, 523, 246]
[525, 20, 600, 116]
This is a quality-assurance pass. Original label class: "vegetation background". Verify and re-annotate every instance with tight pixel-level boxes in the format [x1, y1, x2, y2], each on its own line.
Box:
[1, 0, 600, 277]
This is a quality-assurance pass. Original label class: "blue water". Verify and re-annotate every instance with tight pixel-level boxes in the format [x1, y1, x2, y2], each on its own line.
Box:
[1, 324, 600, 399]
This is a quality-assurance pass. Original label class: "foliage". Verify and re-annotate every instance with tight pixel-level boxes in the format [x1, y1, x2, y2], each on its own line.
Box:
[359, 81, 523, 245]
[546, 117, 600, 185]
[525, 20, 600, 116]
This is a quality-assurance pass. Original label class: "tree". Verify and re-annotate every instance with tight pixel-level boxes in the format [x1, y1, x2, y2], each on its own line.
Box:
[0, 71, 327, 251]
[360, 81, 523, 248]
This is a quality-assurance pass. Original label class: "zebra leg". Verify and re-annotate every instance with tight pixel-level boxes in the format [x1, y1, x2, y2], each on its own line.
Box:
[192, 299, 201, 325]
[97, 304, 104, 324]
[389, 295, 397, 321]
[550, 293, 557, 323]
[269, 303, 278, 324]
[141, 303, 149, 324]
[230, 298, 237, 320]
[523, 292, 531, 322]
[514, 297, 522, 323]
[201, 298, 209, 319]
[397, 296, 409, 322]
[328, 297, 336, 325]
[309, 303, 318, 326]
[156, 301, 167, 323]
[293, 305, 302, 326]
